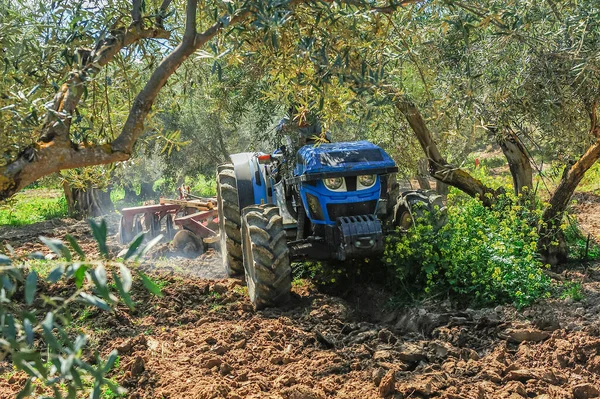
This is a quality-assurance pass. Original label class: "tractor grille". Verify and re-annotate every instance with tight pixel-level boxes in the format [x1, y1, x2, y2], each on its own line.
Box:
[327, 200, 377, 220]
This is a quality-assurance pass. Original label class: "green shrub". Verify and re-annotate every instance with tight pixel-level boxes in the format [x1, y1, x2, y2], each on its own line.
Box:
[152, 178, 177, 196]
[384, 189, 551, 308]
[110, 186, 125, 204]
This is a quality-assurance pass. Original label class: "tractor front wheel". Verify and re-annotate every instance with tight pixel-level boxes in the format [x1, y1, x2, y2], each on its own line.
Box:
[241, 204, 291, 309]
[217, 163, 244, 276]
[393, 189, 447, 231]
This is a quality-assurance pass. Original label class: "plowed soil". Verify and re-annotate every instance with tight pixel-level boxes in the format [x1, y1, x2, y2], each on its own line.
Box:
[1, 208, 600, 398]
[573, 192, 600, 242]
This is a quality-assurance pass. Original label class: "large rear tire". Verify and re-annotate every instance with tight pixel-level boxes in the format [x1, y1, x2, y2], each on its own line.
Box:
[241, 204, 291, 309]
[217, 163, 244, 276]
[393, 189, 447, 231]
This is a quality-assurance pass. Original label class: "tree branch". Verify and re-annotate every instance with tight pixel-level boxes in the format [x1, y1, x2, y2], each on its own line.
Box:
[157, 0, 173, 27]
[589, 100, 599, 138]
[132, 0, 142, 26]
[183, 0, 197, 41]
[1, 24, 169, 199]
[391, 92, 499, 206]
[333, 0, 421, 13]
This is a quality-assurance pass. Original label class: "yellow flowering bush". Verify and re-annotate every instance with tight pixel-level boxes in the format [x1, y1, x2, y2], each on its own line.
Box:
[384, 189, 551, 308]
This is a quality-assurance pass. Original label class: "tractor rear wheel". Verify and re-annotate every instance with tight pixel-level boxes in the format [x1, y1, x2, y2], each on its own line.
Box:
[241, 204, 291, 309]
[393, 189, 447, 231]
[217, 163, 244, 276]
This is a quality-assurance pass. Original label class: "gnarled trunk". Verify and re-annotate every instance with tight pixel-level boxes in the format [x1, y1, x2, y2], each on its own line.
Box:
[496, 128, 533, 195]
[436, 181, 449, 197]
[393, 96, 500, 207]
[63, 183, 114, 218]
[62, 180, 76, 216]
[123, 184, 138, 203]
[72, 186, 114, 218]
[539, 103, 600, 265]
[139, 182, 156, 201]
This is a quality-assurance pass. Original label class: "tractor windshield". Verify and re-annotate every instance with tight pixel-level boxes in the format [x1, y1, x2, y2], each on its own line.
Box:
[294, 140, 397, 176]
[319, 149, 384, 167]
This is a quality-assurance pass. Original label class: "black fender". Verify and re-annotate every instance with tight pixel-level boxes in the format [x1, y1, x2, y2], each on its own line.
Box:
[230, 153, 258, 210]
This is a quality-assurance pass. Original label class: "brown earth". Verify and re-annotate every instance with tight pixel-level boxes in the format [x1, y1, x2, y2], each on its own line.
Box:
[1, 211, 600, 398]
[573, 192, 600, 242]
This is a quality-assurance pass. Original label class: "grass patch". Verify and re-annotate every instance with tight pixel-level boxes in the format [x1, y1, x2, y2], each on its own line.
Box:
[0, 189, 68, 226]
[578, 162, 600, 194]
[24, 259, 61, 278]
[559, 281, 584, 302]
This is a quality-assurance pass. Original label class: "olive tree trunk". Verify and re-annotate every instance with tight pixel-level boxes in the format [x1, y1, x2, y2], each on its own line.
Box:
[496, 128, 533, 195]
[538, 103, 600, 265]
[539, 138, 600, 265]
[73, 186, 114, 218]
[63, 182, 114, 218]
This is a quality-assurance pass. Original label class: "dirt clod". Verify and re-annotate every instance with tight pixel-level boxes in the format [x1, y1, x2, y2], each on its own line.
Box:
[211, 282, 228, 294]
[203, 357, 222, 369]
[129, 356, 145, 377]
[573, 383, 600, 399]
[378, 369, 396, 397]
[212, 344, 229, 355]
[504, 369, 540, 382]
[372, 367, 386, 386]
[282, 385, 325, 399]
[504, 328, 550, 343]
[219, 362, 233, 375]
[397, 343, 427, 362]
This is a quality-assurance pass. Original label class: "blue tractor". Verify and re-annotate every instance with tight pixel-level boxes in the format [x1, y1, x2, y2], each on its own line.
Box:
[216, 140, 445, 308]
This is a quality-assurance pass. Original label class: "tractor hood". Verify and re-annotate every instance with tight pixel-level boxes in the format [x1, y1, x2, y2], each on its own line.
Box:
[293, 141, 397, 180]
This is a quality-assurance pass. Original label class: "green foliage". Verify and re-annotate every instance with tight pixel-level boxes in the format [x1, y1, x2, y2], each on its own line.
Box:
[467, 164, 514, 193]
[185, 174, 217, 198]
[0, 190, 68, 226]
[562, 218, 600, 261]
[0, 219, 162, 398]
[385, 189, 551, 308]
[578, 162, 600, 194]
[559, 281, 584, 302]
[292, 261, 344, 285]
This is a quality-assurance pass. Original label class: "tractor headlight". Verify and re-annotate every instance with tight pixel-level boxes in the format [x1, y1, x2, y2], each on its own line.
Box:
[323, 177, 345, 191]
[358, 174, 376, 189]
